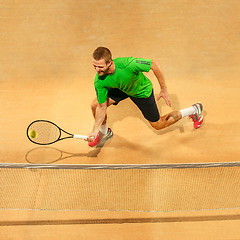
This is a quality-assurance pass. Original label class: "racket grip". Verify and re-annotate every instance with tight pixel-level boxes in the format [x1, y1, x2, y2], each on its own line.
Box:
[73, 134, 88, 140]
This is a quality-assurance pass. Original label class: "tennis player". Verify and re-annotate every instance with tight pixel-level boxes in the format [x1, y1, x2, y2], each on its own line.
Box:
[87, 47, 203, 147]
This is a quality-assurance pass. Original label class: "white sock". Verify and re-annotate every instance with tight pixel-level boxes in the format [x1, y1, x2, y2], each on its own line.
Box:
[100, 124, 108, 135]
[179, 106, 196, 118]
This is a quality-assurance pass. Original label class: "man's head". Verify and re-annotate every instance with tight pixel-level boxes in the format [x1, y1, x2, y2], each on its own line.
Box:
[93, 47, 113, 76]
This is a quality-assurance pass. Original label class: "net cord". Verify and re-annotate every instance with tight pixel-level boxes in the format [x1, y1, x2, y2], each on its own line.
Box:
[1, 161, 240, 170]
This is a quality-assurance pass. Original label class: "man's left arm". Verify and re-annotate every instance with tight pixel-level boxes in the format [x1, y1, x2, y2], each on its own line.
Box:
[150, 60, 171, 107]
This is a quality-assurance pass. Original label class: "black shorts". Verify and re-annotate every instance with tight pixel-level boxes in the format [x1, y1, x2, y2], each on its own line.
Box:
[107, 88, 160, 122]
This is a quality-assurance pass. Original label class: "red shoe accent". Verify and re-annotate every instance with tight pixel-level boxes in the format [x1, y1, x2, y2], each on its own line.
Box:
[193, 116, 203, 129]
[88, 131, 104, 147]
[189, 103, 203, 129]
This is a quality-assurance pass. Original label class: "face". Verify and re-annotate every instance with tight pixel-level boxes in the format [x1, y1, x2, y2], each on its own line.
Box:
[93, 58, 112, 76]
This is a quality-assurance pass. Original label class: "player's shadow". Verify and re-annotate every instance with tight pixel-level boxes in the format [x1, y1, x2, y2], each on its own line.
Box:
[25, 147, 102, 164]
[107, 94, 202, 135]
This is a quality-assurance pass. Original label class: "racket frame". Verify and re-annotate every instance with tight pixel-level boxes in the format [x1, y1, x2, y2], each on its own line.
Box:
[26, 120, 87, 145]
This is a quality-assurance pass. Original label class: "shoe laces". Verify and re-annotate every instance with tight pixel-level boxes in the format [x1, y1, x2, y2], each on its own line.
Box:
[98, 131, 104, 137]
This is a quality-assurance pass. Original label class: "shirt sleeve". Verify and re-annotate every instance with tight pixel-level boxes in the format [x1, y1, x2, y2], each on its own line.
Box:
[132, 58, 152, 73]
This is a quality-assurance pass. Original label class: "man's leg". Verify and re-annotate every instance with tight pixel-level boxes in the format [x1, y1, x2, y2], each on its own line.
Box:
[90, 97, 115, 133]
[130, 91, 203, 131]
[89, 89, 129, 147]
[149, 103, 203, 130]
[149, 111, 182, 130]
[89, 97, 115, 147]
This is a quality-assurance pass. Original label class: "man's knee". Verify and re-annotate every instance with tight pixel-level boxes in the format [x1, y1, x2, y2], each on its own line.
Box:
[149, 118, 164, 130]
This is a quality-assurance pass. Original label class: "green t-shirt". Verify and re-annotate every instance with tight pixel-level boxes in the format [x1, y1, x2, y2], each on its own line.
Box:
[94, 57, 153, 104]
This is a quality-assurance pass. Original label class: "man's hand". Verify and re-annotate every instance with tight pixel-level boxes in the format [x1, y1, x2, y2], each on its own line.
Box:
[87, 130, 98, 142]
[157, 88, 171, 107]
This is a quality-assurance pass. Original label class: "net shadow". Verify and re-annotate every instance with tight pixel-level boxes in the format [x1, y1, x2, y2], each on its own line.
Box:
[1, 214, 240, 226]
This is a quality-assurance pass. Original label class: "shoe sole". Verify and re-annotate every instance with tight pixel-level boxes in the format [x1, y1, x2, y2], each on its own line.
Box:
[100, 132, 114, 145]
[193, 102, 203, 115]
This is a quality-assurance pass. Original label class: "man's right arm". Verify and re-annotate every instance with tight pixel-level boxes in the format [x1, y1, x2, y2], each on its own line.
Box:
[87, 100, 107, 141]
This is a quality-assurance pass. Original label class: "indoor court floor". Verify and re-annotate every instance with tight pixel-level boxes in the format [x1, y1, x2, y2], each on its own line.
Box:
[0, 0, 240, 239]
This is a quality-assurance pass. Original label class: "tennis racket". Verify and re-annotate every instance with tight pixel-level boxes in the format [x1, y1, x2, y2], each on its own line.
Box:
[27, 120, 88, 145]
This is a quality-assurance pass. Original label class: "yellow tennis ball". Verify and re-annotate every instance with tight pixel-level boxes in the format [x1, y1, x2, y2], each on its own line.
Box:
[29, 130, 38, 139]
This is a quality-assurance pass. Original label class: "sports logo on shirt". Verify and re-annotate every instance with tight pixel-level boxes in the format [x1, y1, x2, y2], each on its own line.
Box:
[136, 60, 151, 65]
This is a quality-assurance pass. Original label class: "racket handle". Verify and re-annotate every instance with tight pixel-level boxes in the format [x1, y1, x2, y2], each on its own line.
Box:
[73, 134, 88, 140]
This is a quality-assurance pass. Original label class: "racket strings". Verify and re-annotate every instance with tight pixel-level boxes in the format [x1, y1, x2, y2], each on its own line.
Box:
[28, 121, 61, 144]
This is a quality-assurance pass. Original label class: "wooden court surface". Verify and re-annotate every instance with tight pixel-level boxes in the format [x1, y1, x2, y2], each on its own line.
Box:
[0, 0, 240, 239]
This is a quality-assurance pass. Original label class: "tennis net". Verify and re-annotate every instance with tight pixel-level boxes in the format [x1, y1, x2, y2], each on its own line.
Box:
[1, 162, 240, 212]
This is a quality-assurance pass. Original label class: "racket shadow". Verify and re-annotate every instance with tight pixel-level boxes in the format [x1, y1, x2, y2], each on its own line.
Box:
[25, 147, 102, 164]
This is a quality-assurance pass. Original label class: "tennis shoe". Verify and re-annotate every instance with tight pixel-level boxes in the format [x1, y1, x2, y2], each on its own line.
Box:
[189, 103, 203, 129]
[88, 128, 113, 147]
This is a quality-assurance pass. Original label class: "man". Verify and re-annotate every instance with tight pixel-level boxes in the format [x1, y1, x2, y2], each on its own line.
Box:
[87, 47, 203, 147]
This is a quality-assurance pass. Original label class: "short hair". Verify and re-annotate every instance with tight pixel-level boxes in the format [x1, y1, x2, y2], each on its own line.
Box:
[93, 47, 112, 63]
